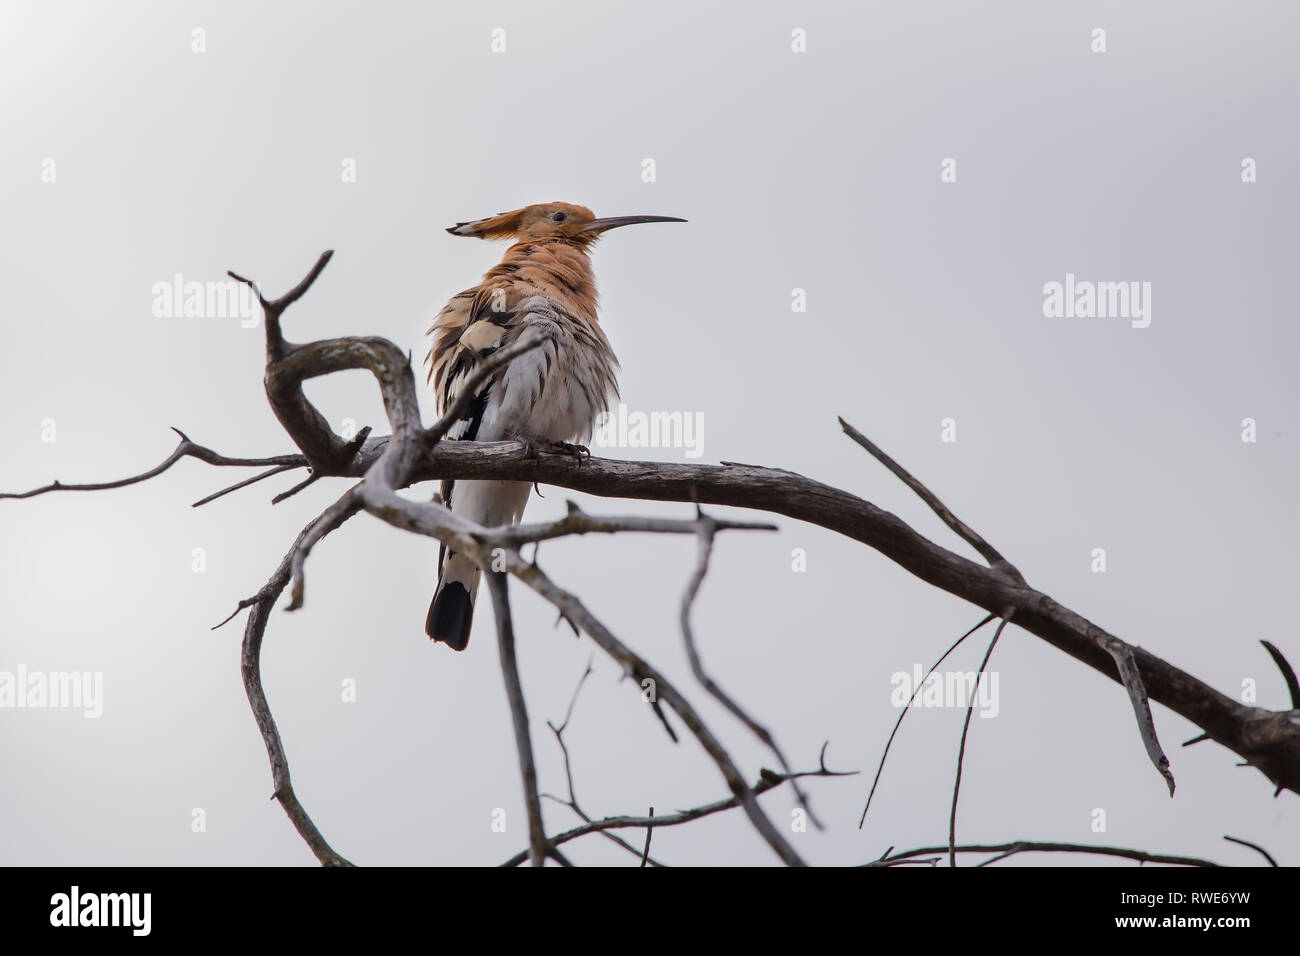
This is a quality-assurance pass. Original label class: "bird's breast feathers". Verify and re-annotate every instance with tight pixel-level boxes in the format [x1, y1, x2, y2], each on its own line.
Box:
[424, 255, 619, 445]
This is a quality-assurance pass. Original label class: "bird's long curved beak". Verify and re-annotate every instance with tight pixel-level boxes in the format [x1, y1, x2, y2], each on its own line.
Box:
[583, 215, 687, 234]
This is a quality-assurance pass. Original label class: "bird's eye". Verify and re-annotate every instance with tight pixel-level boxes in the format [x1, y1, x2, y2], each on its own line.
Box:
[552, 212, 566, 222]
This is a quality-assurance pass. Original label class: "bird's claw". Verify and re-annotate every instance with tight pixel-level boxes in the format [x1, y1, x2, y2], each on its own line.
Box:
[551, 441, 590, 464]
[511, 436, 590, 464]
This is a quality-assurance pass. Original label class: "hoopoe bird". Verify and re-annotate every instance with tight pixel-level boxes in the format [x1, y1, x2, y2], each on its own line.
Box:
[424, 202, 685, 650]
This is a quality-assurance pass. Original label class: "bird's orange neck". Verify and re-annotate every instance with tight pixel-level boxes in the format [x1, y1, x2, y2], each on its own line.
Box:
[484, 239, 600, 323]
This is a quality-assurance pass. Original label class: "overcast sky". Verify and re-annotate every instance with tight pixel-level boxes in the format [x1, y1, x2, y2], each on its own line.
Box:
[2, 0, 1297, 866]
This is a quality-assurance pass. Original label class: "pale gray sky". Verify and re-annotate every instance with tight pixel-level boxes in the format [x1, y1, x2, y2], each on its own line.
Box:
[1, 0, 1296, 866]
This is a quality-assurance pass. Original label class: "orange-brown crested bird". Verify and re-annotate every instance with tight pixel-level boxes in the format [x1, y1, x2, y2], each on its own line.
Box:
[424, 202, 685, 650]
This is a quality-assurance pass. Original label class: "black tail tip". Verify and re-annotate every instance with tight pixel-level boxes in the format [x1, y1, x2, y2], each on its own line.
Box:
[427, 582, 473, 651]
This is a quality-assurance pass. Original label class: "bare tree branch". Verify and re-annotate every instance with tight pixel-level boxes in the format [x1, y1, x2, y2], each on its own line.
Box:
[1106, 639, 1176, 796]
[538, 660, 668, 866]
[13, 404, 1298, 804]
[486, 570, 549, 867]
[12, 428, 1297, 801]
[839, 417, 1176, 798]
[193, 463, 302, 508]
[680, 512, 819, 828]
[0, 427, 303, 501]
[838, 416, 1025, 585]
[239, 508, 359, 866]
[12, 250, 1298, 867]
[344, 439, 1299, 797]
[867, 842, 1222, 868]
[269, 471, 324, 506]
[233, 251, 383, 475]
[500, 548, 809, 865]
[286, 487, 364, 612]
[502, 755, 856, 867]
[242, 254, 809, 865]
[229, 248, 334, 361]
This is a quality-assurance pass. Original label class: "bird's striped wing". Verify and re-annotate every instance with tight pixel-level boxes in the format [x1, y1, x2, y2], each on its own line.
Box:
[424, 285, 523, 570]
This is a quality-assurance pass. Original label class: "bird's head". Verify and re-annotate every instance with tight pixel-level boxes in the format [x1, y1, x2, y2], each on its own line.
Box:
[446, 202, 685, 245]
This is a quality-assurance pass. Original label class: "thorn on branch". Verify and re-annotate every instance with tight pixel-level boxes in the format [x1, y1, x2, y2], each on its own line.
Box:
[553, 608, 581, 637]
[1223, 834, 1278, 866]
[650, 696, 679, 744]
[341, 425, 373, 460]
[1260, 640, 1300, 710]
[640, 808, 655, 867]
[212, 596, 258, 631]
[272, 472, 321, 505]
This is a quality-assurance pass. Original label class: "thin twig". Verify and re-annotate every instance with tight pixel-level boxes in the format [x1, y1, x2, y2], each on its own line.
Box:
[838, 417, 1025, 584]
[193, 463, 302, 507]
[240, 510, 359, 865]
[230, 249, 334, 361]
[949, 610, 1013, 867]
[286, 487, 364, 611]
[1223, 834, 1278, 867]
[1260, 640, 1300, 709]
[499, 549, 808, 866]
[502, 761, 855, 867]
[680, 513, 819, 827]
[640, 808, 654, 867]
[0, 427, 303, 501]
[540, 660, 667, 865]
[271, 472, 321, 505]
[1105, 639, 1176, 796]
[859, 613, 995, 827]
[868, 841, 1220, 868]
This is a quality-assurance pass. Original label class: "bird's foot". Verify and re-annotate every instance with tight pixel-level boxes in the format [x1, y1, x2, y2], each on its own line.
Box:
[511, 436, 590, 464]
[512, 434, 545, 460]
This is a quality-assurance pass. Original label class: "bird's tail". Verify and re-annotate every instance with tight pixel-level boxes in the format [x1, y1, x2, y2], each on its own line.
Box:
[426, 478, 531, 651]
[426, 551, 479, 651]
